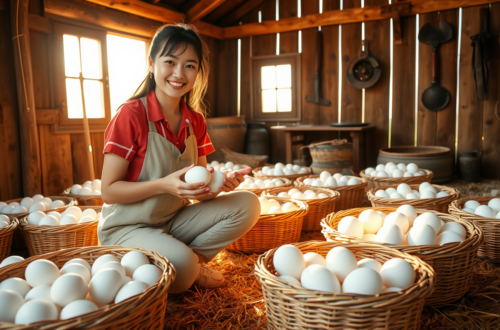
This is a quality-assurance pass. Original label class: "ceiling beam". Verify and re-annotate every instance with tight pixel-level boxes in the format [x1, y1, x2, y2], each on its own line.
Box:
[223, 0, 500, 38]
[186, 0, 227, 22]
[218, 0, 267, 27]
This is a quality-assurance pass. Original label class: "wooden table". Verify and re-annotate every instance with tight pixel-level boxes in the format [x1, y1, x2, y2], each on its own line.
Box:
[270, 125, 375, 173]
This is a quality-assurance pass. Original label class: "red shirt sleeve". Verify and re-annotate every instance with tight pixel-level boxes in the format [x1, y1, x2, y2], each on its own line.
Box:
[192, 112, 215, 157]
[103, 102, 140, 161]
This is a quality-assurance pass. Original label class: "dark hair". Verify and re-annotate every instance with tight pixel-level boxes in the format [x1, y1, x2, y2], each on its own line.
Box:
[129, 23, 210, 116]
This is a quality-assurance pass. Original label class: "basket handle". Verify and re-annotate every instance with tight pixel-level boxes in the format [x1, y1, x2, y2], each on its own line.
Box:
[300, 139, 349, 150]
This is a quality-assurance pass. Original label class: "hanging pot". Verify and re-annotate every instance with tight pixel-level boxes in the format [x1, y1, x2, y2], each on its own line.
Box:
[347, 40, 381, 89]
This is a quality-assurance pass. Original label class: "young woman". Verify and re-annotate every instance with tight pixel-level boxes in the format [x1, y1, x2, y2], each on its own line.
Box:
[98, 23, 260, 293]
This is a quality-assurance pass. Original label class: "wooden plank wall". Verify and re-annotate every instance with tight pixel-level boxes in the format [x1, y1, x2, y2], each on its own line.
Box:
[218, 0, 500, 179]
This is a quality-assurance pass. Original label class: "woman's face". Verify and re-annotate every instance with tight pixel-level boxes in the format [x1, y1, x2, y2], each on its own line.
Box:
[150, 43, 199, 100]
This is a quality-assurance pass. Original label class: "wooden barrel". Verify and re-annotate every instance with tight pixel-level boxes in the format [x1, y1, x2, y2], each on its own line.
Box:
[206, 116, 246, 162]
[306, 140, 353, 175]
[245, 122, 269, 156]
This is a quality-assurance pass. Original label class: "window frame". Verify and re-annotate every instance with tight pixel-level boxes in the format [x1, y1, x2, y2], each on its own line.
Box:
[250, 53, 301, 122]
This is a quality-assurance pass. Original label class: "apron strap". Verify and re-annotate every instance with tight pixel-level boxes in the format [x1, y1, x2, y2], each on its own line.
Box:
[139, 97, 158, 134]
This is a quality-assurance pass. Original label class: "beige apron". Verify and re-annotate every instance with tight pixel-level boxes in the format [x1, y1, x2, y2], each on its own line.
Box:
[98, 97, 198, 245]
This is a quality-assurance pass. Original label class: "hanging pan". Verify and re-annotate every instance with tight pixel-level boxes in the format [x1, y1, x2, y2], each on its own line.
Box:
[347, 40, 381, 89]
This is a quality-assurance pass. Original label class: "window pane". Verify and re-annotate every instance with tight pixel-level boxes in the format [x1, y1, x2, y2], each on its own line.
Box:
[276, 64, 292, 88]
[63, 35, 81, 78]
[107, 34, 147, 116]
[83, 80, 105, 118]
[277, 88, 292, 112]
[66, 78, 83, 118]
[80, 38, 102, 79]
[261, 66, 276, 89]
[262, 90, 277, 113]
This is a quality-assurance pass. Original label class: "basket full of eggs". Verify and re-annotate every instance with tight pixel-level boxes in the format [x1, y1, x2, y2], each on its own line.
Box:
[367, 182, 460, 213]
[449, 197, 500, 262]
[262, 187, 340, 231]
[226, 198, 308, 254]
[0, 195, 77, 219]
[19, 206, 101, 256]
[295, 172, 367, 211]
[0, 215, 18, 261]
[321, 206, 483, 306]
[236, 176, 292, 195]
[62, 180, 104, 206]
[254, 241, 435, 329]
[0, 246, 174, 329]
[360, 162, 433, 190]
[254, 163, 311, 182]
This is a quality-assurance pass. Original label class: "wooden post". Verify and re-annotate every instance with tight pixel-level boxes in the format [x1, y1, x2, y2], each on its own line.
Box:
[10, 0, 42, 196]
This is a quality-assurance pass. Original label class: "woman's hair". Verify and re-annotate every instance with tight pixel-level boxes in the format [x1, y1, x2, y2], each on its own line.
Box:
[128, 23, 210, 116]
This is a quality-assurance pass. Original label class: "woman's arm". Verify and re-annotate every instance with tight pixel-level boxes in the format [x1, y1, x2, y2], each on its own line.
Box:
[101, 153, 211, 204]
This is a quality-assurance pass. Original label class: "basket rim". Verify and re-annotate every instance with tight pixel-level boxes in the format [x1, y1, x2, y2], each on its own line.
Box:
[253, 166, 311, 179]
[360, 169, 434, 182]
[0, 217, 19, 235]
[321, 207, 484, 259]
[0, 245, 174, 329]
[254, 240, 435, 305]
[449, 197, 500, 221]
[62, 187, 103, 200]
[19, 205, 102, 232]
[1, 196, 77, 219]
[379, 146, 451, 157]
[262, 187, 340, 205]
[236, 177, 292, 194]
[257, 199, 309, 221]
[367, 183, 460, 206]
[295, 175, 367, 191]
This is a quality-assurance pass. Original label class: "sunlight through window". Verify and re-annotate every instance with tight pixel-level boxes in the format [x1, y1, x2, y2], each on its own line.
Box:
[261, 64, 292, 113]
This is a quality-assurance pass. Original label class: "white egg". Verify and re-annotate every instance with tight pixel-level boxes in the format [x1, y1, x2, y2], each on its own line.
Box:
[274, 179, 285, 187]
[91, 254, 119, 277]
[79, 187, 93, 196]
[376, 164, 386, 171]
[79, 216, 96, 224]
[277, 192, 290, 198]
[20, 197, 34, 209]
[50, 200, 65, 210]
[383, 287, 403, 293]
[487, 198, 500, 213]
[303, 252, 326, 267]
[396, 205, 417, 226]
[439, 222, 466, 239]
[0, 214, 8, 223]
[264, 181, 276, 188]
[385, 188, 397, 195]
[29, 202, 46, 213]
[301, 265, 341, 293]
[311, 179, 323, 187]
[274, 168, 285, 176]
[347, 178, 359, 185]
[60, 299, 98, 320]
[298, 168, 309, 174]
[358, 210, 383, 234]
[414, 171, 425, 176]
[70, 185, 83, 194]
[283, 168, 296, 175]
[51, 274, 87, 307]
[275, 163, 285, 170]
[0, 202, 6, 210]
[305, 193, 318, 200]
[318, 193, 328, 199]
[288, 188, 300, 195]
[380, 258, 415, 289]
[291, 192, 306, 200]
[339, 176, 350, 183]
[403, 172, 414, 177]
[420, 191, 436, 199]
[377, 211, 387, 221]
[268, 199, 280, 209]
[60, 214, 79, 225]
[357, 258, 382, 273]
[326, 247, 357, 283]
[386, 164, 397, 175]
[273, 245, 306, 280]
[225, 162, 234, 169]
[0, 289, 25, 322]
[268, 206, 284, 214]
[337, 216, 364, 239]
[464, 200, 480, 210]
[120, 251, 150, 277]
[436, 191, 449, 198]
[63, 258, 91, 273]
[391, 169, 403, 178]
[0, 278, 31, 297]
[0, 220, 8, 229]
[282, 202, 300, 213]
[406, 163, 419, 174]
[325, 177, 337, 187]
[384, 212, 409, 234]
[303, 178, 313, 185]
[337, 180, 347, 187]
[46, 212, 61, 221]
[278, 275, 301, 286]
[365, 167, 375, 175]
[262, 166, 271, 174]
[258, 197, 271, 215]
[25, 260, 60, 288]
[422, 186, 437, 195]
[396, 163, 407, 172]
[14, 299, 58, 324]
[333, 173, 343, 181]
[89, 269, 123, 305]
[64, 206, 83, 219]
[376, 225, 404, 245]
[406, 193, 418, 199]
[31, 194, 44, 202]
[185, 166, 212, 185]
[362, 233, 377, 241]
[8, 202, 20, 207]
[436, 231, 464, 245]
[412, 190, 421, 198]
[343, 268, 383, 295]
[114, 281, 148, 304]
[390, 192, 404, 199]
[397, 183, 412, 196]
[0, 256, 24, 268]
[319, 171, 332, 183]
[61, 263, 91, 284]
[12, 205, 28, 214]
[413, 213, 442, 233]
[475, 205, 495, 218]
[292, 165, 301, 172]
[39, 215, 59, 226]
[407, 224, 436, 245]
[133, 264, 162, 286]
[303, 190, 314, 195]
[375, 190, 390, 198]
[496, 212, 500, 219]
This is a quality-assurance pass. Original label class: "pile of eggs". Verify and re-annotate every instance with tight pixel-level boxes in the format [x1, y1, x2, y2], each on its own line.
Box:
[0, 250, 161, 324]
[337, 205, 466, 246]
[461, 199, 500, 219]
[185, 166, 226, 193]
[268, 188, 329, 200]
[374, 182, 449, 200]
[0, 215, 12, 229]
[26, 206, 101, 226]
[0, 195, 66, 215]
[237, 176, 285, 190]
[257, 163, 309, 176]
[364, 162, 426, 178]
[208, 161, 249, 172]
[70, 180, 102, 196]
[258, 197, 300, 215]
[303, 171, 360, 187]
[274, 244, 416, 295]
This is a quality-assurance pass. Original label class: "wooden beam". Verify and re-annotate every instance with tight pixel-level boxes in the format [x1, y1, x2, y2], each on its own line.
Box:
[186, 0, 227, 22]
[10, 0, 42, 195]
[218, 0, 267, 27]
[36, 109, 59, 125]
[28, 13, 53, 33]
[223, 0, 500, 38]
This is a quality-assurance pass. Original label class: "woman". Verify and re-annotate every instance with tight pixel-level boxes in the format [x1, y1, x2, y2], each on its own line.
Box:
[98, 23, 260, 293]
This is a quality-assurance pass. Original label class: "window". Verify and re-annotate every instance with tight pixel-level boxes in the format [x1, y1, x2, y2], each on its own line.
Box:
[251, 53, 301, 121]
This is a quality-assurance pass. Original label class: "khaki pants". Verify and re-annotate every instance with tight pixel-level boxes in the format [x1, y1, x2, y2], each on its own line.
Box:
[115, 191, 260, 293]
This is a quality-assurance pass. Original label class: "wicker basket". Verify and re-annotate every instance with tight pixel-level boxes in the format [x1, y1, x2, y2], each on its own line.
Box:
[360, 169, 434, 190]
[321, 207, 483, 306]
[0, 245, 174, 329]
[367, 184, 460, 213]
[295, 175, 367, 211]
[0, 218, 17, 262]
[1, 196, 77, 219]
[237, 177, 292, 196]
[449, 197, 500, 262]
[262, 187, 340, 231]
[19, 206, 101, 256]
[226, 199, 308, 254]
[62, 188, 104, 206]
[253, 166, 311, 182]
[220, 146, 268, 168]
[255, 241, 435, 329]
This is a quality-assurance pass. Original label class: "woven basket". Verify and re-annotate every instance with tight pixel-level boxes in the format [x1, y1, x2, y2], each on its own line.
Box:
[262, 187, 339, 231]
[1, 196, 77, 219]
[367, 184, 460, 213]
[62, 188, 104, 206]
[360, 169, 433, 190]
[295, 175, 367, 211]
[255, 241, 435, 329]
[449, 197, 500, 262]
[19, 206, 101, 256]
[237, 177, 292, 196]
[220, 146, 268, 168]
[321, 207, 483, 306]
[0, 245, 174, 329]
[226, 199, 308, 254]
[253, 166, 311, 182]
[0, 218, 17, 262]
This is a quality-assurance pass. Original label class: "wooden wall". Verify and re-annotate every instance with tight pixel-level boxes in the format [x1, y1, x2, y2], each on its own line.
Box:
[216, 0, 500, 179]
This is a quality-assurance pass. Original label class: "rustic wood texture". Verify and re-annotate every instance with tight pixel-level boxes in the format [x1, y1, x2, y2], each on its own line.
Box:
[201, 35, 219, 117]
[36, 109, 60, 125]
[71, 133, 91, 184]
[278, 0, 297, 55]
[204, 0, 245, 24]
[28, 13, 53, 34]
[218, 0, 268, 26]
[186, 0, 227, 21]
[215, 38, 238, 117]
[91, 133, 105, 179]
[251, 0, 276, 57]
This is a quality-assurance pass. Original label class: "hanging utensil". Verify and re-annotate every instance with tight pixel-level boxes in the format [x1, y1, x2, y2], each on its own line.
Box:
[306, 30, 331, 106]
[347, 40, 381, 89]
[419, 21, 453, 111]
[471, 8, 493, 100]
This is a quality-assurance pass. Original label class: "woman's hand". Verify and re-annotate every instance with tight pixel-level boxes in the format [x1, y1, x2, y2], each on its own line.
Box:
[219, 167, 253, 192]
[160, 164, 212, 199]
